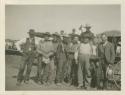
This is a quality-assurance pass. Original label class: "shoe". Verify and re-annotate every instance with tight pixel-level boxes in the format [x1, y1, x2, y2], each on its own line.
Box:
[67, 83, 71, 86]
[16, 81, 21, 86]
[62, 81, 66, 85]
[49, 82, 55, 86]
[56, 83, 62, 86]
[77, 84, 83, 89]
[86, 86, 91, 90]
[24, 80, 29, 84]
[43, 82, 47, 86]
[37, 81, 42, 85]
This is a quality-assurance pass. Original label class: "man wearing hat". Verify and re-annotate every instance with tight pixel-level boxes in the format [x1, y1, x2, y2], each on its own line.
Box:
[51, 32, 61, 83]
[16, 29, 38, 86]
[37, 32, 55, 85]
[79, 24, 94, 40]
[55, 33, 69, 86]
[77, 32, 93, 89]
[66, 34, 80, 86]
[97, 34, 115, 89]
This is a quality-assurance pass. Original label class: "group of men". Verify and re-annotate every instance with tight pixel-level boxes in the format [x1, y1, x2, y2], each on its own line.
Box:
[15, 26, 115, 90]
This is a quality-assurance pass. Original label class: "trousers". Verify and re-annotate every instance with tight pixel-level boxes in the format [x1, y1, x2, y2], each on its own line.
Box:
[56, 53, 66, 83]
[66, 54, 78, 85]
[42, 59, 55, 83]
[17, 51, 35, 82]
[78, 54, 91, 87]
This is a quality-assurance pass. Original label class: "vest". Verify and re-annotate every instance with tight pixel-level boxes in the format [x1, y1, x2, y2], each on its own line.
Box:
[22, 38, 36, 53]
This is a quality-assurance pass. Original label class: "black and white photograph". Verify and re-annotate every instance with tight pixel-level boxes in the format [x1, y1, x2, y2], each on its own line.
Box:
[5, 5, 121, 91]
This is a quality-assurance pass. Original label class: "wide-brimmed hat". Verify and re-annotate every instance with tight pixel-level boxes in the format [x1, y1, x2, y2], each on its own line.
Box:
[84, 24, 91, 29]
[43, 32, 51, 36]
[28, 29, 35, 35]
[79, 24, 91, 30]
[70, 34, 79, 38]
[63, 33, 71, 38]
[81, 32, 91, 39]
[52, 32, 60, 37]
[79, 25, 84, 30]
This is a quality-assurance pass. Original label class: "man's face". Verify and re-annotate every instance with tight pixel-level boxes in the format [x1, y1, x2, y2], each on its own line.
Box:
[44, 35, 49, 41]
[73, 37, 78, 43]
[60, 31, 64, 35]
[53, 36, 57, 41]
[81, 28, 84, 32]
[83, 37, 89, 43]
[29, 33, 34, 38]
[101, 34, 107, 43]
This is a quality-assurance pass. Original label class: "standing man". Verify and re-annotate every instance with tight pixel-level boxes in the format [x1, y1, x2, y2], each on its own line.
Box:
[55, 34, 67, 86]
[52, 32, 61, 84]
[98, 34, 115, 89]
[16, 29, 37, 86]
[66, 34, 80, 86]
[77, 32, 93, 89]
[60, 30, 65, 40]
[37, 32, 55, 85]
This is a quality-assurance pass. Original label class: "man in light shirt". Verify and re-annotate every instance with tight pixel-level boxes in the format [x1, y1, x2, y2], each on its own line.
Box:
[37, 32, 55, 85]
[15, 29, 38, 86]
[77, 32, 93, 89]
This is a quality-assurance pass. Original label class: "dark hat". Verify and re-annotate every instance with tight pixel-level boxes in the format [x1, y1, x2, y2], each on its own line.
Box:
[63, 33, 71, 38]
[81, 32, 91, 39]
[28, 29, 35, 35]
[73, 34, 79, 37]
[79, 24, 91, 30]
[84, 24, 91, 29]
[79, 25, 84, 30]
[43, 32, 51, 36]
[35, 32, 44, 38]
[52, 32, 60, 37]
[72, 28, 76, 31]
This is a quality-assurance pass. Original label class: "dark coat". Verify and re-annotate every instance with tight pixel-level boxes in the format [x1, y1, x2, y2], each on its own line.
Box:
[98, 41, 115, 64]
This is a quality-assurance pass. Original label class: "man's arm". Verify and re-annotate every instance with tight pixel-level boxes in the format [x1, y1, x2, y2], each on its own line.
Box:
[47, 42, 55, 58]
[15, 38, 26, 51]
[110, 44, 115, 64]
[36, 40, 46, 57]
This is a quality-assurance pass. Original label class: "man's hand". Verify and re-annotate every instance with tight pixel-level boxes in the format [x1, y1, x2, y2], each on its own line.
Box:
[20, 50, 23, 53]
[75, 60, 78, 64]
[108, 64, 113, 68]
[96, 62, 99, 67]
[44, 54, 49, 59]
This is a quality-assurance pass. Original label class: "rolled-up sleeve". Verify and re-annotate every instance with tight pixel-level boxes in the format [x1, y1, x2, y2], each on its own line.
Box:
[15, 38, 26, 51]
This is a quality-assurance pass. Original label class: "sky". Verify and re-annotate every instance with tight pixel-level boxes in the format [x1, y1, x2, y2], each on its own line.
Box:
[5, 5, 121, 40]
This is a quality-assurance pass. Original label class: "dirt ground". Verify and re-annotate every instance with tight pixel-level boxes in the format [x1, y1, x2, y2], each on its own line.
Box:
[5, 55, 120, 91]
[5, 55, 79, 91]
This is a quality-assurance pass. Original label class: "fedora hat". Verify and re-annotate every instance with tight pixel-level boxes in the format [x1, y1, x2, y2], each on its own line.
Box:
[81, 32, 91, 39]
[28, 29, 35, 35]
[52, 32, 60, 37]
[63, 33, 71, 38]
[84, 24, 91, 29]
[43, 32, 51, 36]
[71, 34, 79, 38]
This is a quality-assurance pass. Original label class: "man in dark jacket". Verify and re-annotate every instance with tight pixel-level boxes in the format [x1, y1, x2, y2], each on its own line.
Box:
[98, 34, 115, 89]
